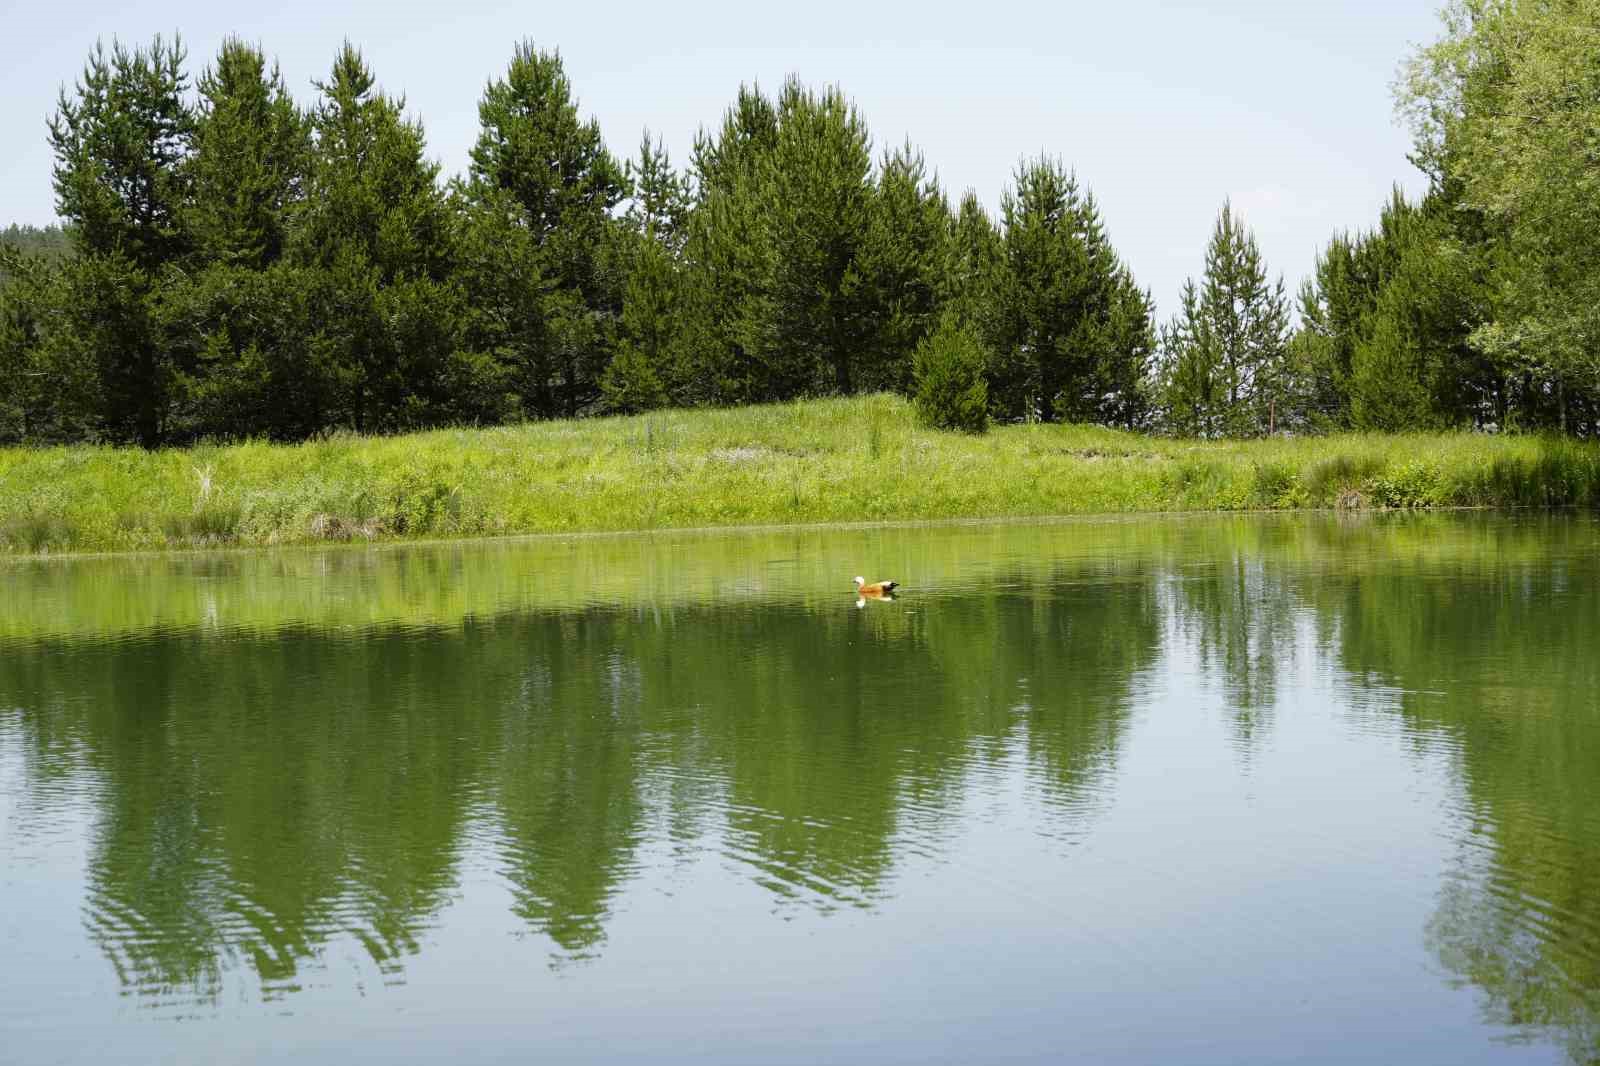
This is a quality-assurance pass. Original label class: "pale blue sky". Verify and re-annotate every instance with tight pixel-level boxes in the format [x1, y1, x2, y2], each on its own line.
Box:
[0, 0, 1440, 318]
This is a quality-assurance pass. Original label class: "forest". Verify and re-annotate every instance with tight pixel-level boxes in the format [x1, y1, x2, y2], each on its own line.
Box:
[1, 0, 1596, 448]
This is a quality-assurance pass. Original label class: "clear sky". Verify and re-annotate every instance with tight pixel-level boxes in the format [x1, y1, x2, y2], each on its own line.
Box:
[0, 0, 1441, 319]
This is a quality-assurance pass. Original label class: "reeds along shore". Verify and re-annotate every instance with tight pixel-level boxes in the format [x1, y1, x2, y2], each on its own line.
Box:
[2, 395, 1598, 556]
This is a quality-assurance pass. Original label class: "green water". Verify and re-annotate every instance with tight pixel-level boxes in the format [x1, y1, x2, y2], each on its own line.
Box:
[2, 514, 1598, 1064]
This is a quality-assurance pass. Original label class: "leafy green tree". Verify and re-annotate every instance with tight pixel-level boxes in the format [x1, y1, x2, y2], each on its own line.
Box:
[459, 41, 628, 419]
[1401, 0, 1600, 431]
[1159, 201, 1289, 437]
[992, 157, 1152, 425]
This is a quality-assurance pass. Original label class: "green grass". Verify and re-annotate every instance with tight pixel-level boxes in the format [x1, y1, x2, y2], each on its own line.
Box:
[1, 393, 1598, 556]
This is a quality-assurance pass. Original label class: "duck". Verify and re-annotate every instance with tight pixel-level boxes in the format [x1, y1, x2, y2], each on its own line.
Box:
[854, 576, 899, 597]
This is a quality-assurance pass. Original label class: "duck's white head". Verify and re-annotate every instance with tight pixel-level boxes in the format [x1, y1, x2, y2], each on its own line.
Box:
[854, 576, 865, 587]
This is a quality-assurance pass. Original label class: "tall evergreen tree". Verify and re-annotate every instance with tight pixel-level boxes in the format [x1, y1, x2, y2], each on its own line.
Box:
[1347, 206, 1488, 431]
[1159, 201, 1290, 437]
[991, 157, 1150, 425]
[296, 43, 462, 432]
[600, 239, 675, 415]
[187, 39, 308, 268]
[49, 36, 193, 271]
[460, 41, 627, 419]
[47, 35, 194, 446]
[1160, 280, 1217, 437]
[855, 142, 951, 394]
[679, 85, 780, 404]
[299, 44, 451, 284]
[624, 132, 690, 255]
[945, 191, 1003, 334]
[761, 79, 876, 396]
[1294, 188, 1489, 432]
[603, 134, 692, 412]
[163, 39, 325, 440]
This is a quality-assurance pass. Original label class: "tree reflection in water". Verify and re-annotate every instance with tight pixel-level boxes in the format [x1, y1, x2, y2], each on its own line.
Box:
[1, 514, 1598, 1062]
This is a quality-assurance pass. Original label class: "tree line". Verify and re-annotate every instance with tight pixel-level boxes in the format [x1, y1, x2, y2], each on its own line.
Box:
[1, 9, 1595, 447]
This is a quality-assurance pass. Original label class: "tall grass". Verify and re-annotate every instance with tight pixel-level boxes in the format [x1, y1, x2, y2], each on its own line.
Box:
[1, 394, 1597, 555]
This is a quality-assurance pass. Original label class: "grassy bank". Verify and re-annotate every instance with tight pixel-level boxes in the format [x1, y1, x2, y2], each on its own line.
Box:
[3, 394, 1599, 555]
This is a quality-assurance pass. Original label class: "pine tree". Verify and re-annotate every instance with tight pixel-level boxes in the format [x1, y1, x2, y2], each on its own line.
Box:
[168, 39, 322, 440]
[297, 44, 461, 432]
[187, 39, 308, 268]
[1160, 280, 1219, 437]
[944, 191, 1003, 338]
[1347, 206, 1487, 431]
[1160, 201, 1289, 437]
[679, 85, 780, 404]
[913, 313, 990, 433]
[460, 41, 628, 419]
[300, 44, 451, 284]
[762, 79, 876, 396]
[49, 36, 193, 271]
[47, 35, 194, 446]
[856, 142, 951, 394]
[603, 134, 691, 412]
[1098, 270, 1157, 429]
[625, 132, 690, 255]
[1296, 189, 1490, 432]
[603, 237, 679, 414]
[992, 157, 1148, 425]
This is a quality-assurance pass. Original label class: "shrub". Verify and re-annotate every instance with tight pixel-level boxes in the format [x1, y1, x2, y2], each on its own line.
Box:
[1370, 461, 1444, 508]
[912, 316, 990, 434]
[1302, 453, 1387, 506]
[1250, 461, 1302, 507]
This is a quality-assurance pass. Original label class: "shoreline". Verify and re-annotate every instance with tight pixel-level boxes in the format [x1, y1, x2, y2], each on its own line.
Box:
[3, 395, 1597, 559]
[0, 503, 1541, 566]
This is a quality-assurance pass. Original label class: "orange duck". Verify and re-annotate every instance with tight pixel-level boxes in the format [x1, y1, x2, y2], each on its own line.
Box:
[854, 576, 899, 598]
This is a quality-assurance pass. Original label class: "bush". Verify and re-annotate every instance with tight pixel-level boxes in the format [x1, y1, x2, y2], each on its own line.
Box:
[913, 316, 989, 433]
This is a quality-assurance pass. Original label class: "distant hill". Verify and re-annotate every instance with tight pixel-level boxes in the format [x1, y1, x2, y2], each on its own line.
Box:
[1, 223, 72, 264]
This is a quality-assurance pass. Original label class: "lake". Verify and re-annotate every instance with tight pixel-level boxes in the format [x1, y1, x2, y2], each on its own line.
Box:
[2, 514, 1598, 1064]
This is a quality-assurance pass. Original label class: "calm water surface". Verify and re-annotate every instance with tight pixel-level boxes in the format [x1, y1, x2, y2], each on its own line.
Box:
[2, 514, 1598, 1064]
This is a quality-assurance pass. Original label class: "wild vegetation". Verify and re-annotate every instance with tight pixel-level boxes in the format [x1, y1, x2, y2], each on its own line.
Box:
[3, 1, 1599, 453]
[1, 393, 1596, 555]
